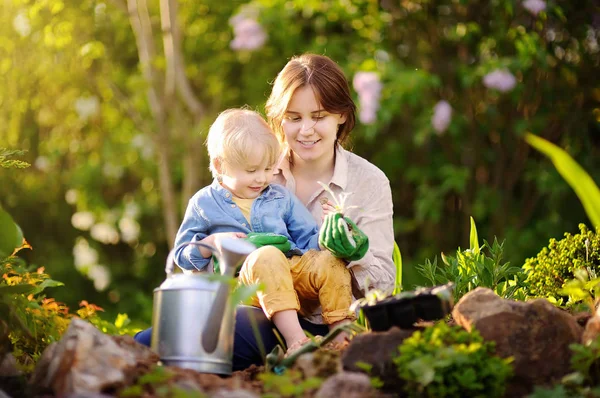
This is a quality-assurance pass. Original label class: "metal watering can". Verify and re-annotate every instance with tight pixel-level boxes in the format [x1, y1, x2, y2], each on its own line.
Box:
[151, 238, 256, 375]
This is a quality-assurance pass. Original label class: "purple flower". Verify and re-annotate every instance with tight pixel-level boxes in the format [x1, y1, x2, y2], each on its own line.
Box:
[483, 69, 517, 93]
[229, 16, 267, 51]
[522, 0, 546, 16]
[353, 72, 383, 124]
[432, 100, 452, 135]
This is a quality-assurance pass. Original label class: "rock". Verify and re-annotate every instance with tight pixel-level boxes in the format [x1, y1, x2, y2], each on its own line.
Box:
[315, 372, 377, 398]
[0, 354, 21, 377]
[293, 349, 341, 379]
[341, 327, 416, 393]
[210, 389, 260, 398]
[583, 314, 600, 345]
[30, 318, 159, 395]
[453, 288, 583, 396]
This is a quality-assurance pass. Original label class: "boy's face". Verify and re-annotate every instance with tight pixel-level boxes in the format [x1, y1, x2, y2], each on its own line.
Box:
[220, 147, 275, 199]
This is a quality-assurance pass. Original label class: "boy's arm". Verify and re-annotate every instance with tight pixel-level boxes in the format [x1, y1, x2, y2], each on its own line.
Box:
[173, 199, 212, 271]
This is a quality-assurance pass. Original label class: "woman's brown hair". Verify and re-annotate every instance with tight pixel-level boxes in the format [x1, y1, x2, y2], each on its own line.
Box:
[265, 54, 356, 147]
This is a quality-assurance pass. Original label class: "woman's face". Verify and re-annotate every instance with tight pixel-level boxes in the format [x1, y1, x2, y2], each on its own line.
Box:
[281, 85, 346, 164]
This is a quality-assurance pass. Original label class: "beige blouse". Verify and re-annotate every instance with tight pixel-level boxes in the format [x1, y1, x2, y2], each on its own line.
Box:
[273, 146, 396, 298]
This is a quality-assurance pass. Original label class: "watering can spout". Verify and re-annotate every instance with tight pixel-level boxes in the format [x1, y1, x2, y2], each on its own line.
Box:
[200, 237, 256, 353]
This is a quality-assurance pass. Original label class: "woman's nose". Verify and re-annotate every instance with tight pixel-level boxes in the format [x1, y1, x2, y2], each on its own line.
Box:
[300, 120, 315, 134]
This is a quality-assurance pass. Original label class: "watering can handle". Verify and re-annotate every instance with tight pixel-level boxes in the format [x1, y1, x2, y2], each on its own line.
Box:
[165, 241, 218, 277]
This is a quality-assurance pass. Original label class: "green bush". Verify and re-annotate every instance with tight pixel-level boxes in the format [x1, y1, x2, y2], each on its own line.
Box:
[393, 322, 512, 398]
[524, 224, 600, 302]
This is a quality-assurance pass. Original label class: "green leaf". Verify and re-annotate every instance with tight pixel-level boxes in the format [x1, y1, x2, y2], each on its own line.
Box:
[231, 283, 261, 306]
[525, 133, 600, 228]
[393, 242, 403, 294]
[0, 206, 24, 258]
[0, 283, 36, 296]
[469, 216, 480, 254]
[30, 278, 64, 295]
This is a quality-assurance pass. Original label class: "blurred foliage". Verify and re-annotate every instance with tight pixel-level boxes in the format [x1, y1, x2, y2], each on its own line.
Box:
[0, 0, 599, 324]
[1, 251, 137, 372]
[524, 223, 600, 302]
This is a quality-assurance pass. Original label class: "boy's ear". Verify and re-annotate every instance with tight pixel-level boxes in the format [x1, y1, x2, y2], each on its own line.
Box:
[213, 158, 224, 175]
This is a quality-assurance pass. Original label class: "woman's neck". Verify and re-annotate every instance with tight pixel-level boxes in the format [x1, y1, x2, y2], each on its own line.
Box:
[290, 150, 336, 182]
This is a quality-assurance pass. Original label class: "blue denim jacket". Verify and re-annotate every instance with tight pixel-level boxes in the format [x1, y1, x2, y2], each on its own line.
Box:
[173, 179, 320, 271]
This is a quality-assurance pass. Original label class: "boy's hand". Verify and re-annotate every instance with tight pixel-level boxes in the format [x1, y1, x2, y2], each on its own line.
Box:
[245, 232, 291, 253]
[319, 213, 369, 261]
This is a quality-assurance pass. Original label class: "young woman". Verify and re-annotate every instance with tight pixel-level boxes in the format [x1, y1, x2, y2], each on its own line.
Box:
[233, 53, 395, 370]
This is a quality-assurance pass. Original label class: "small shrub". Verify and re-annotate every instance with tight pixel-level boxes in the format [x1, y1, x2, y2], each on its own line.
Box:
[524, 224, 600, 302]
[2, 250, 137, 371]
[393, 322, 512, 398]
[417, 238, 527, 303]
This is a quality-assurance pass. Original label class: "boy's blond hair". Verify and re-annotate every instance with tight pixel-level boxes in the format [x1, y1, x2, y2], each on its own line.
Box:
[206, 108, 280, 178]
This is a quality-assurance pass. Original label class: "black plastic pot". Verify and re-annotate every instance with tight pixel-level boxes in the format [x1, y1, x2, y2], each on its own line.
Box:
[412, 294, 446, 321]
[360, 283, 455, 332]
[361, 297, 417, 331]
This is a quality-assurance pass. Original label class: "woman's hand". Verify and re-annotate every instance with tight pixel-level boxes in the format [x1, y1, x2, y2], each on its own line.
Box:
[320, 198, 337, 220]
[319, 213, 369, 261]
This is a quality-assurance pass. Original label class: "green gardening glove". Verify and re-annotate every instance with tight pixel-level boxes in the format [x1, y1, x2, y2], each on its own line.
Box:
[244, 232, 292, 253]
[319, 213, 369, 261]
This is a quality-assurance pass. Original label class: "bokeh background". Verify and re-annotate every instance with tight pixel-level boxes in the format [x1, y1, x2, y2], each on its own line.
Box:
[1, 0, 599, 328]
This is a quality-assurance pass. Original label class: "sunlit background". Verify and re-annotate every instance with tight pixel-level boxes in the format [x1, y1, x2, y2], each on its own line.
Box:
[1, 0, 599, 327]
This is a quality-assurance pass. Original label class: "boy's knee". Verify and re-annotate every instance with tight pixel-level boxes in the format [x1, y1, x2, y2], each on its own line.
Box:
[312, 251, 351, 284]
[243, 245, 288, 275]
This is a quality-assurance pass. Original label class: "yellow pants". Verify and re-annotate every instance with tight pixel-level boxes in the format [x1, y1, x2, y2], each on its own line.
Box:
[237, 246, 355, 324]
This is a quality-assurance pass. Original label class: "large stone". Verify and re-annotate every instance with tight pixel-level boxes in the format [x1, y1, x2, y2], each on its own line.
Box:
[0, 354, 21, 377]
[30, 318, 159, 395]
[315, 372, 378, 398]
[452, 288, 583, 395]
[341, 327, 416, 393]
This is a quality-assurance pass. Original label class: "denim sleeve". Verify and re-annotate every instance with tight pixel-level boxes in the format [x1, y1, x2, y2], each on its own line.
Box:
[285, 193, 320, 251]
[173, 198, 211, 271]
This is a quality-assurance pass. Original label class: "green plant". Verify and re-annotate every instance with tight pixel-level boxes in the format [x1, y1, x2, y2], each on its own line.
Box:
[525, 134, 600, 229]
[0, 148, 30, 169]
[527, 384, 600, 398]
[355, 361, 385, 389]
[119, 366, 206, 398]
[559, 268, 600, 313]
[259, 369, 323, 398]
[393, 322, 513, 398]
[524, 224, 600, 302]
[417, 217, 526, 302]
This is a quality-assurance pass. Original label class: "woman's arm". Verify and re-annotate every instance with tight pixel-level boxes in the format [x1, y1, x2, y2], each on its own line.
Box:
[343, 177, 395, 296]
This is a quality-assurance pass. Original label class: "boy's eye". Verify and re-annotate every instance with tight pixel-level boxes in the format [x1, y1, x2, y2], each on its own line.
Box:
[246, 169, 256, 173]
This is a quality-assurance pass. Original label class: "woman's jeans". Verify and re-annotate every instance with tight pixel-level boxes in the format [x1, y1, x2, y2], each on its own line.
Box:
[134, 305, 329, 371]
